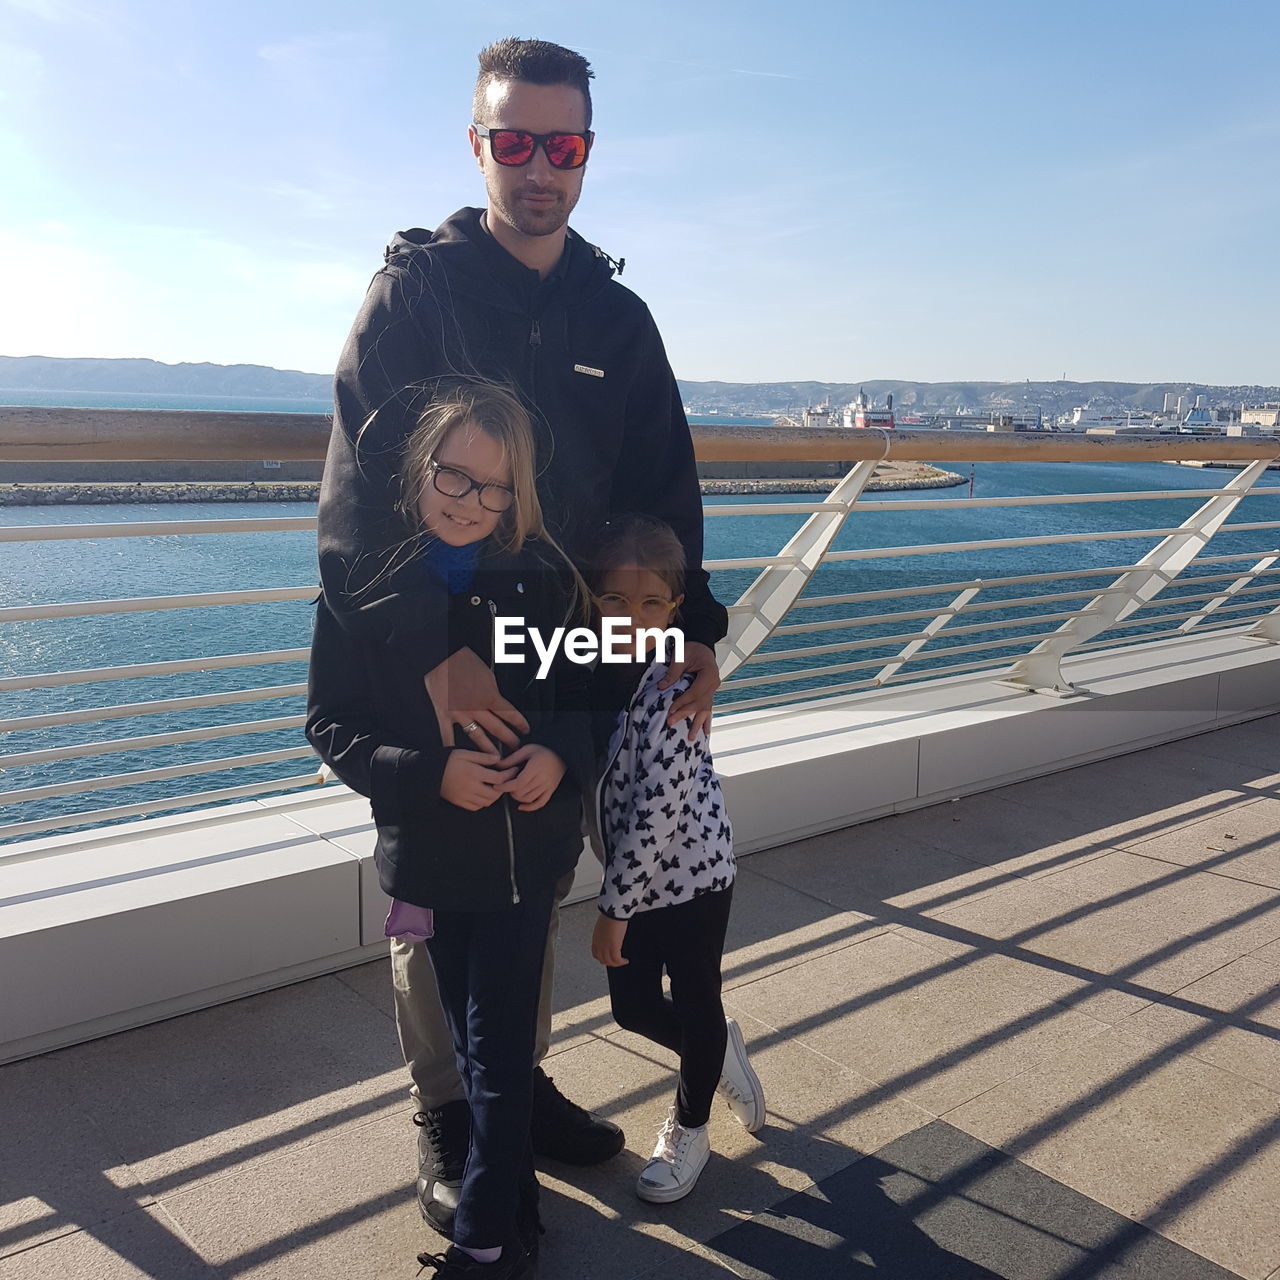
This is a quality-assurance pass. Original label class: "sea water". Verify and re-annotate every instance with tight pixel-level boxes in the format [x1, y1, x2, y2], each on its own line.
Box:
[3, 455, 1278, 838]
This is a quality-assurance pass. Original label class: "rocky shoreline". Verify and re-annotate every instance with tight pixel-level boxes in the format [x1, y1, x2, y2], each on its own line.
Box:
[0, 464, 965, 506]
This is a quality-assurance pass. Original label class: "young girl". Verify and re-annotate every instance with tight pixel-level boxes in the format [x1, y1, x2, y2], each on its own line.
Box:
[588, 515, 765, 1203]
[307, 379, 592, 1279]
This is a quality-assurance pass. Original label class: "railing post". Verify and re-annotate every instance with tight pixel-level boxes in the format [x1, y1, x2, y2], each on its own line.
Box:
[874, 585, 982, 685]
[1004, 460, 1272, 694]
[1249, 601, 1280, 642]
[1180, 552, 1278, 635]
[717, 458, 881, 679]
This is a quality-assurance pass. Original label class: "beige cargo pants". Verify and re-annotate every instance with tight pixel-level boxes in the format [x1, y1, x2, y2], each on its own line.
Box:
[389, 869, 577, 1109]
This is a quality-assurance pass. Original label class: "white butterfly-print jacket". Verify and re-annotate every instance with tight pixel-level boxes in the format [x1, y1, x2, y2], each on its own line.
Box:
[593, 661, 735, 921]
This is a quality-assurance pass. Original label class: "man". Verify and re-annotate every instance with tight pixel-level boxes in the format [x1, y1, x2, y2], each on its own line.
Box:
[316, 35, 727, 1261]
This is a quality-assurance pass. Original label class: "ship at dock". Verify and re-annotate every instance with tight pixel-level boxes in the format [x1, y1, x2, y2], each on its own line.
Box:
[800, 389, 897, 430]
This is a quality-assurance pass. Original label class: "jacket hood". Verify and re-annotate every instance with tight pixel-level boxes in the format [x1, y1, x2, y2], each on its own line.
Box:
[384, 207, 619, 308]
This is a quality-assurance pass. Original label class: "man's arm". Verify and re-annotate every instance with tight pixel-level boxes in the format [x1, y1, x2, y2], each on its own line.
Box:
[609, 312, 728, 650]
[316, 262, 454, 664]
[305, 598, 448, 817]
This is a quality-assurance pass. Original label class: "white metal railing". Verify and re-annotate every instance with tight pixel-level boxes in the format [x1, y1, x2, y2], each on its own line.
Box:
[4, 437, 1280, 844]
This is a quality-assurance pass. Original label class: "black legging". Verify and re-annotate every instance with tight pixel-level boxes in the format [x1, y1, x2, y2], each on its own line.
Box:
[607, 886, 733, 1129]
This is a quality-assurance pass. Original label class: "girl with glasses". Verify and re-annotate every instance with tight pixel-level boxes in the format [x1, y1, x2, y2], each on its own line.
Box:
[588, 515, 765, 1204]
[307, 378, 592, 1279]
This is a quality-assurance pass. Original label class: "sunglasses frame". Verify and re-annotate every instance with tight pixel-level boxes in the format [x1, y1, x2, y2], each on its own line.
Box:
[472, 123, 594, 170]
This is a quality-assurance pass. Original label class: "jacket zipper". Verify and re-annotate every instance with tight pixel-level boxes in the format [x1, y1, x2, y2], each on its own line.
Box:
[594, 662, 654, 870]
[527, 319, 541, 388]
[488, 598, 520, 905]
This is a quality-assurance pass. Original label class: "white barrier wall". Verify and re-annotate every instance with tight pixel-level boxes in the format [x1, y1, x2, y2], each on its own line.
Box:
[2, 629, 1277, 1064]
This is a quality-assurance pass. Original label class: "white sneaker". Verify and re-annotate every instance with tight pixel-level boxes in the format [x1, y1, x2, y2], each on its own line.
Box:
[717, 1017, 765, 1132]
[635, 1106, 710, 1203]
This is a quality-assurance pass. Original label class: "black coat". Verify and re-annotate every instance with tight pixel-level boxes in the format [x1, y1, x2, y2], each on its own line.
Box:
[316, 207, 727, 665]
[305, 542, 593, 912]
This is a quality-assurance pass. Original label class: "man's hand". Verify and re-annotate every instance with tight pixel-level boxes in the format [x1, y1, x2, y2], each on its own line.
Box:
[659, 640, 721, 741]
[497, 743, 566, 812]
[440, 749, 517, 811]
[591, 914, 629, 967]
[425, 647, 530, 752]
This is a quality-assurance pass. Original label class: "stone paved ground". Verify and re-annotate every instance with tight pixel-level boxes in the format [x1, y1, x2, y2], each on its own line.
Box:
[2, 715, 1277, 1279]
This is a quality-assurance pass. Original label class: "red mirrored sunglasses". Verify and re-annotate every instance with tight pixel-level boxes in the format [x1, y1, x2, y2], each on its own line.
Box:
[473, 123, 593, 170]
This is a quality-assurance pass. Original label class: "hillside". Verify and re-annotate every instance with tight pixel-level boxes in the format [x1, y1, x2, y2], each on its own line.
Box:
[2, 356, 1275, 418]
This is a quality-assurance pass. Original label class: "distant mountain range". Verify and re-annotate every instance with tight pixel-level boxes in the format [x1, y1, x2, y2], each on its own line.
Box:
[2, 355, 1277, 418]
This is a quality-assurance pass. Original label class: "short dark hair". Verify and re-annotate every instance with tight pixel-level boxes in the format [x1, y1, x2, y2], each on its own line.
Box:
[473, 37, 594, 129]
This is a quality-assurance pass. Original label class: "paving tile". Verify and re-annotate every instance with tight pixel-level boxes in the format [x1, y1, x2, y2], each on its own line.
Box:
[993, 748, 1266, 850]
[1119, 954, 1280, 1094]
[43, 975, 409, 1200]
[746, 824, 1016, 921]
[677, 1120, 1244, 1280]
[929, 875, 1244, 1022]
[0, 1206, 219, 1279]
[1164, 718, 1280, 776]
[947, 1027, 1280, 1279]
[331, 956, 396, 1021]
[545, 896, 628, 1054]
[720, 865, 895, 991]
[160, 1111, 424, 1280]
[883, 791, 1122, 879]
[0, 1055, 146, 1260]
[523, 1025, 930, 1272]
[1034, 849, 1280, 956]
[1123, 796, 1280, 889]
[723, 929, 1111, 1116]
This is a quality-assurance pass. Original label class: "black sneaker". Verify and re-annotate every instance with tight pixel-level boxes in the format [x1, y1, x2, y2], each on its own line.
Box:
[413, 1101, 471, 1237]
[415, 1243, 533, 1279]
[530, 1066, 624, 1165]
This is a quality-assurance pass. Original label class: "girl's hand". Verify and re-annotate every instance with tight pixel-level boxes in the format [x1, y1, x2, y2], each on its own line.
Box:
[441, 749, 517, 811]
[497, 743, 566, 811]
[592, 914, 629, 967]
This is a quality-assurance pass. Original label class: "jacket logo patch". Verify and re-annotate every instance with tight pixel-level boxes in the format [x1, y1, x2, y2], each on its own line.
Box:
[573, 364, 605, 378]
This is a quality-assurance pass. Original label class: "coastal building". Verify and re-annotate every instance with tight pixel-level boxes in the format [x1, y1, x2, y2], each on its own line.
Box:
[1241, 403, 1280, 428]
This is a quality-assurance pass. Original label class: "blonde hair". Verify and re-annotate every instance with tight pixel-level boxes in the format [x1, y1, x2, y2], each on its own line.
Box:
[399, 379, 544, 555]
[398, 378, 590, 622]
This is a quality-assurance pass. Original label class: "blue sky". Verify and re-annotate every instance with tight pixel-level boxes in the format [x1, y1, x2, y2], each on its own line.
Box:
[1, 0, 1277, 386]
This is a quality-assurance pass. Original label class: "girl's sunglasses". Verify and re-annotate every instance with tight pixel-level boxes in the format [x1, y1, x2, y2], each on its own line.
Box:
[473, 123, 593, 171]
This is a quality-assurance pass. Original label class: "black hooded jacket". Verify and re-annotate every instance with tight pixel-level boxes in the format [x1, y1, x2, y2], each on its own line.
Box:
[305, 541, 593, 912]
[316, 207, 727, 669]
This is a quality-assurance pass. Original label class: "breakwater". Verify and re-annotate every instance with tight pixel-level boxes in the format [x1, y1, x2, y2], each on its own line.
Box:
[0, 465, 966, 506]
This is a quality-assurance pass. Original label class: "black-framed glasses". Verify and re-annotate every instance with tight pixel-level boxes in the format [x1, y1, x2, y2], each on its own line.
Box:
[429, 462, 515, 513]
[473, 123, 593, 170]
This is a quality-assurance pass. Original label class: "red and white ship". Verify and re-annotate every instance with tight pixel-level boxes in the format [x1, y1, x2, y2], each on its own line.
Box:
[843, 389, 896, 429]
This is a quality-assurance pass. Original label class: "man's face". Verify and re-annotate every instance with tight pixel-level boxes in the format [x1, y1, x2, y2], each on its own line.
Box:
[470, 79, 589, 241]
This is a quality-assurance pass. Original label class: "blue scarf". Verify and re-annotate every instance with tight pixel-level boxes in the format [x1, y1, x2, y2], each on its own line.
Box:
[424, 538, 482, 595]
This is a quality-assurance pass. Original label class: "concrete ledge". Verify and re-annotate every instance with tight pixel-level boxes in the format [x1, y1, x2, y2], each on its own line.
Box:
[2, 629, 1277, 1064]
[713, 630, 1280, 850]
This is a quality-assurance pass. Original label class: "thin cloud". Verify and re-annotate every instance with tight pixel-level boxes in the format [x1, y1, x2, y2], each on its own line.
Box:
[257, 30, 385, 67]
[1, 0, 74, 20]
